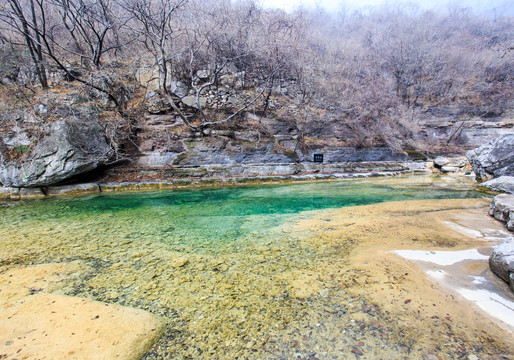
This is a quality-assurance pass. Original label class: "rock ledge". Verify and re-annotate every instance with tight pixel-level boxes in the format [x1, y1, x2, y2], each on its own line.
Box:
[489, 194, 514, 231]
[489, 238, 514, 292]
[481, 176, 514, 194]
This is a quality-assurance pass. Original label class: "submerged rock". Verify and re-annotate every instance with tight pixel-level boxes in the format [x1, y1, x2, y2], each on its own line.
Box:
[0, 263, 165, 359]
[466, 134, 514, 181]
[0, 119, 112, 187]
[489, 238, 514, 292]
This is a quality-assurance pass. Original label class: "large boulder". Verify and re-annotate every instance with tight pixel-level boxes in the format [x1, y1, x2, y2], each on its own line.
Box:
[0, 119, 112, 187]
[466, 134, 514, 181]
[489, 194, 514, 231]
[145, 92, 172, 114]
[489, 238, 514, 292]
[481, 176, 514, 194]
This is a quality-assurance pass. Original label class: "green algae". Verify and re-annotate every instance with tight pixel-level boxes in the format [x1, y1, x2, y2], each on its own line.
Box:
[0, 176, 500, 359]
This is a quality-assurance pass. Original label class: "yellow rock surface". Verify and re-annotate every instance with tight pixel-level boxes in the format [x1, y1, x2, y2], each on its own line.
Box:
[0, 262, 83, 308]
[0, 263, 164, 360]
[290, 198, 514, 355]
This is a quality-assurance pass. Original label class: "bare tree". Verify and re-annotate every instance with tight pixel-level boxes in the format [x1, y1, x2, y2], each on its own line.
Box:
[0, 0, 131, 114]
[0, 0, 49, 88]
[49, 0, 132, 69]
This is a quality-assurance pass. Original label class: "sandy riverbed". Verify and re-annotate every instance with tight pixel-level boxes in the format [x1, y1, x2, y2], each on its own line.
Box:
[290, 198, 514, 359]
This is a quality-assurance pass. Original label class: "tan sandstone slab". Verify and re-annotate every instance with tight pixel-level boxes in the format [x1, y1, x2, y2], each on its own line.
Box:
[0, 293, 164, 360]
[0, 263, 164, 360]
[0, 262, 83, 308]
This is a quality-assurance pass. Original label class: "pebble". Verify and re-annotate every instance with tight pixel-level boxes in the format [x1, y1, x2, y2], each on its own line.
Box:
[172, 257, 189, 268]
[351, 347, 364, 356]
[422, 354, 439, 360]
[220, 264, 229, 272]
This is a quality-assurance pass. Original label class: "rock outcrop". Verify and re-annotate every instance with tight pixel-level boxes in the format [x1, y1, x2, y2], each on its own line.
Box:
[0, 119, 112, 187]
[489, 194, 514, 231]
[481, 176, 514, 194]
[489, 238, 514, 292]
[432, 156, 469, 174]
[466, 134, 514, 181]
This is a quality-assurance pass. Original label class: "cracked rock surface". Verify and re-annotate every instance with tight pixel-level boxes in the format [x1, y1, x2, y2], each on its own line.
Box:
[0, 119, 112, 187]
[466, 134, 514, 181]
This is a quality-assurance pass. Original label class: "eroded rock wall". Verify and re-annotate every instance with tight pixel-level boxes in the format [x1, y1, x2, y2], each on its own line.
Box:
[0, 119, 112, 187]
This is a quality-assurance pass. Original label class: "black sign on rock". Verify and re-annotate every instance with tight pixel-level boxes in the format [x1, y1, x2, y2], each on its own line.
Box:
[313, 154, 324, 163]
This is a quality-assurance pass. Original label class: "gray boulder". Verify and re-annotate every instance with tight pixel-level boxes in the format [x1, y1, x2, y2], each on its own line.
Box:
[433, 156, 450, 168]
[168, 80, 188, 98]
[182, 96, 207, 109]
[433, 156, 468, 173]
[145, 92, 172, 114]
[481, 176, 514, 194]
[489, 194, 514, 231]
[0, 119, 112, 187]
[489, 238, 514, 292]
[466, 134, 514, 181]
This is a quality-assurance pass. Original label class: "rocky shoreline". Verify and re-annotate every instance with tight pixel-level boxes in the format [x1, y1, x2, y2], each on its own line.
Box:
[0, 160, 428, 198]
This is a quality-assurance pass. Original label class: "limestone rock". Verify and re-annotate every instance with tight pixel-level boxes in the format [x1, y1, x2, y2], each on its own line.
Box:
[0, 119, 112, 187]
[466, 134, 514, 181]
[489, 194, 514, 231]
[182, 95, 207, 109]
[46, 183, 101, 196]
[489, 238, 514, 291]
[0, 186, 20, 198]
[300, 147, 407, 163]
[481, 176, 514, 194]
[19, 187, 45, 197]
[441, 166, 460, 173]
[196, 70, 210, 80]
[169, 80, 188, 98]
[434, 156, 450, 168]
[0, 293, 165, 360]
[433, 156, 468, 173]
[145, 92, 172, 114]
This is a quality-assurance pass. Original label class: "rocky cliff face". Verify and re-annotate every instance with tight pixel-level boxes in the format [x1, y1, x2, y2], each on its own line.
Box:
[417, 106, 514, 148]
[0, 118, 112, 187]
[466, 134, 514, 181]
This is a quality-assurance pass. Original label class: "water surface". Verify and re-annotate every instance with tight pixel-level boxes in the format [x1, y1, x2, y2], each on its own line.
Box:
[1, 176, 484, 252]
[2, 175, 506, 359]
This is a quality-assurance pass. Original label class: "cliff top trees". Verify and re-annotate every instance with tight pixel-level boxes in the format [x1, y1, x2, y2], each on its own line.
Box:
[0, 0, 512, 142]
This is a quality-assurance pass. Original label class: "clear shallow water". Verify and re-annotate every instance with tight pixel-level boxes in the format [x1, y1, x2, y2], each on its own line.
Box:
[1, 176, 503, 359]
[0, 176, 485, 252]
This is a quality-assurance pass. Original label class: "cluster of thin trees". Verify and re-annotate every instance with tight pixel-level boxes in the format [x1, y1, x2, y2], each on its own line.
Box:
[0, 0, 512, 137]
